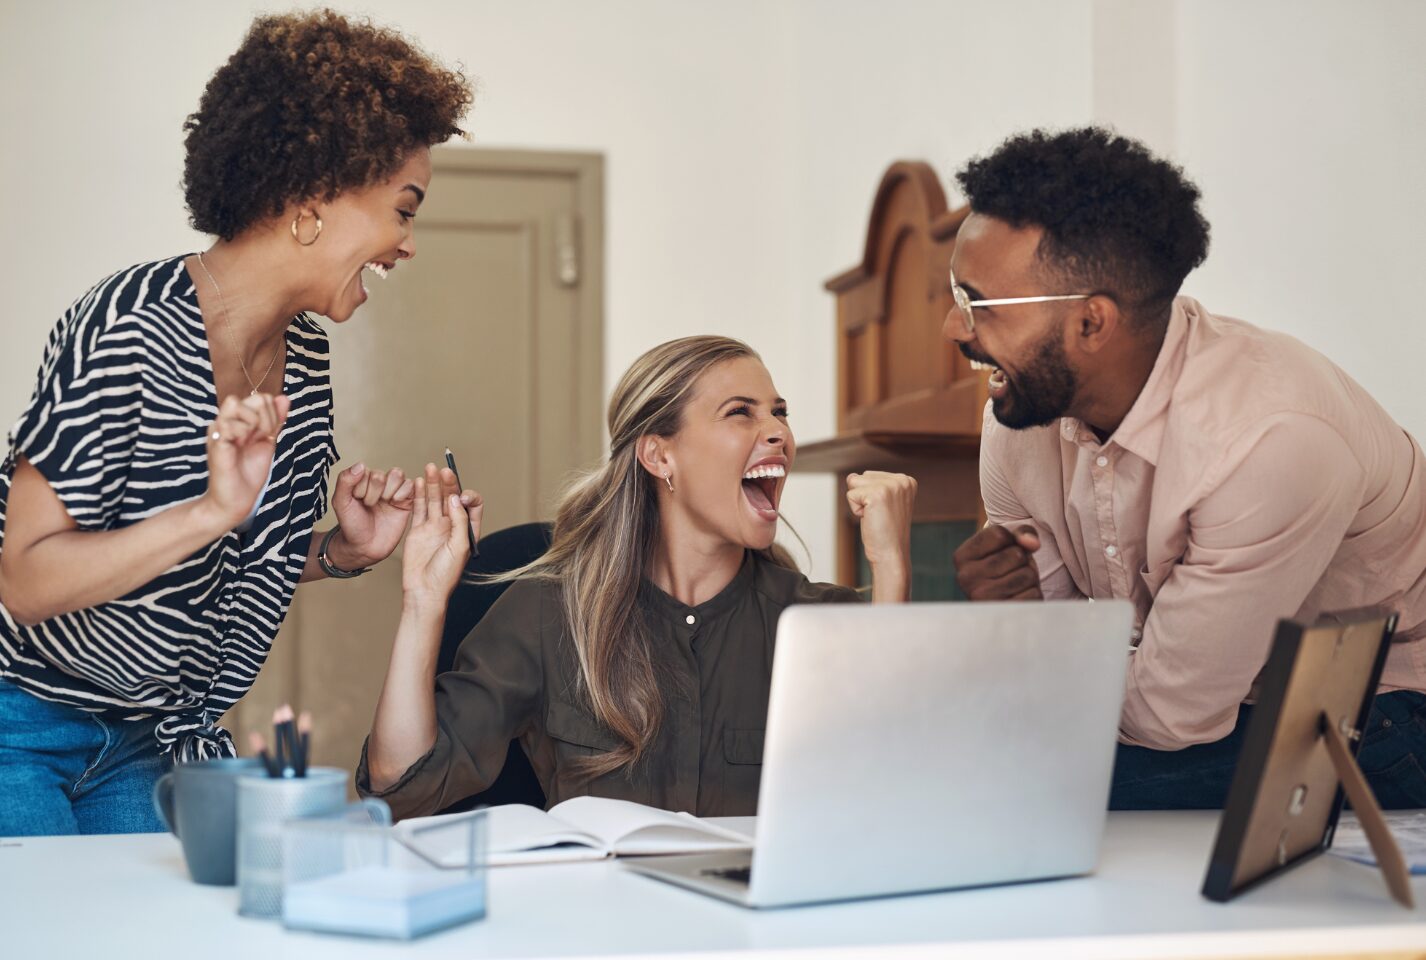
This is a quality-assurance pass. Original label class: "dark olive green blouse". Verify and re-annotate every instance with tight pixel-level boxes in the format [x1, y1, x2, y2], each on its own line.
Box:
[356, 552, 860, 819]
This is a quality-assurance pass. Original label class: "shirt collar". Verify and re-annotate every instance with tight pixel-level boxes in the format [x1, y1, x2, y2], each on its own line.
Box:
[1057, 296, 1191, 467]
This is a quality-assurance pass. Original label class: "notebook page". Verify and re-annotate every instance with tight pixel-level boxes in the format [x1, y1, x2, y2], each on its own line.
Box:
[397, 804, 609, 867]
[549, 797, 755, 855]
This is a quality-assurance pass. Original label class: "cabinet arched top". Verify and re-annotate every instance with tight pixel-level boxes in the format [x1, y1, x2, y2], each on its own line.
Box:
[825, 161, 969, 300]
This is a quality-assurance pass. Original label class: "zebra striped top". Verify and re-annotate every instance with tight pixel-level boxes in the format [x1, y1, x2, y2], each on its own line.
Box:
[0, 256, 338, 760]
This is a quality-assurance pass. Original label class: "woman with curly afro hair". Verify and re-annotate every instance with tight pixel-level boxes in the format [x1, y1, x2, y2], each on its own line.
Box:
[0, 10, 476, 836]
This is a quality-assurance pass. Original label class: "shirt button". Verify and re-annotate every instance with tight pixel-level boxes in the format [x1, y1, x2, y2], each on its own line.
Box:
[1105, 545, 1118, 558]
[1096, 455, 1108, 468]
[685, 614, 696, 625]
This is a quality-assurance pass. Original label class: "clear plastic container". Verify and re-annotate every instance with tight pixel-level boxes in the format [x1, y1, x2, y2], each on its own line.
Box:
[281, 805, 487, 939]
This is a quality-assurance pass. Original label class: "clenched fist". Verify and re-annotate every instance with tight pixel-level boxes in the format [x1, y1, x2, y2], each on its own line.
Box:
[953, 524, 1044, 601]
[846, 470, 917, 602]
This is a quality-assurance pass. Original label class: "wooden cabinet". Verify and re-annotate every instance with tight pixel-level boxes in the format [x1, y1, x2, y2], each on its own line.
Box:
[794, 161, 988, 594]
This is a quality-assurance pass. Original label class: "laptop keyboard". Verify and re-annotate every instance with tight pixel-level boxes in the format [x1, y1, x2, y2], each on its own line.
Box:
[700, 866, 752, 885]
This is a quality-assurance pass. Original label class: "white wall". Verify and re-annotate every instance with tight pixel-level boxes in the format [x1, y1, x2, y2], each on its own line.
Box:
[1, 0, 1421, 578]
[1174, 0, 1426, 446]
[1090, 0, 1426, 448]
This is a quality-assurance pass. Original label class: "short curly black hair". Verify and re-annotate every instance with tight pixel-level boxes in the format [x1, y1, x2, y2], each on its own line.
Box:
[956, 127, 1210, 327]
[183, 9, 473, 240]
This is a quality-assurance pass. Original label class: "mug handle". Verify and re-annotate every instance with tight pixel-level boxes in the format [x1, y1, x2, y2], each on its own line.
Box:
[152, 772, 179, 838]
[357, 797, 392, 827]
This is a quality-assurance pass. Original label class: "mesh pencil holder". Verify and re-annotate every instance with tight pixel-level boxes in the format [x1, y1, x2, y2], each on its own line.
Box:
[235, 767, 377, 919]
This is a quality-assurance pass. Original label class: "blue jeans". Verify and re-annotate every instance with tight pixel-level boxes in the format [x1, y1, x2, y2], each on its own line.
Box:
[0, 678, 171, 835]
[1110, 691, 1426, 810]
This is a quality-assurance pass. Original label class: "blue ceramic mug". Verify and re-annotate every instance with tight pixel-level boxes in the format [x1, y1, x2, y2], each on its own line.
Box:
[153, 757, 262, 885]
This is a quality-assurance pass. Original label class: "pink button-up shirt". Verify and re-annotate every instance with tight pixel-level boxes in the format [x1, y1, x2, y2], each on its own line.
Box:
[981, 297, 1426, 749]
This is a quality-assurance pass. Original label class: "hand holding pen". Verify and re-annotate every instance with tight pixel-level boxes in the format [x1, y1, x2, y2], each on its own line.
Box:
[401, 462, 484, 604]
[443, 448, 480, 560]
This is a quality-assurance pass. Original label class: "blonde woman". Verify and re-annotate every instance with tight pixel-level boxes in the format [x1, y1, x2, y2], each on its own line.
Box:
[361, 336, 916, 817]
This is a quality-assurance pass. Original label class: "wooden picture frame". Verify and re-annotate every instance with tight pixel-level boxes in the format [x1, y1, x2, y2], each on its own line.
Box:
[1201, 610, 1412, 907]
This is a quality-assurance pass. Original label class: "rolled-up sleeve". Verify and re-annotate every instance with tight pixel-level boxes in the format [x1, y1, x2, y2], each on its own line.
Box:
[356, 580, 545, 820]
[9, 313, 146, 530]
[1121, 415, 1366, 748]
[980, 404, 1083, 600]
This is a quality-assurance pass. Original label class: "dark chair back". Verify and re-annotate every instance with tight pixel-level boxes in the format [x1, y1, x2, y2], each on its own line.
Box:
[435, 521, 552, 814]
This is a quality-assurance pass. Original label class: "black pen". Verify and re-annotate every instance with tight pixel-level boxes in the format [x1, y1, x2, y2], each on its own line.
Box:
[274, 704, 297, 778]
[444, 447, 480, 559]
[295, 711, 311, 778]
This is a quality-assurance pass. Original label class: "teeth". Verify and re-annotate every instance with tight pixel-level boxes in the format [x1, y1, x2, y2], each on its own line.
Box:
[365, 262, 389, 279]
[742, 464, 787, 480]
[969, 359, 999, 372]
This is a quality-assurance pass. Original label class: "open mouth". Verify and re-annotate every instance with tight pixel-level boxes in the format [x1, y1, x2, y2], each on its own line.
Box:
[358, 261, 395, 299]
[968, 358, 1009, 398]
[740, 461, 785, 522]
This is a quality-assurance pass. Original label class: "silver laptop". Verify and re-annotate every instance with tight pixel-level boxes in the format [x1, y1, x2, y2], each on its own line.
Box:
[625, 600, 1133, 908]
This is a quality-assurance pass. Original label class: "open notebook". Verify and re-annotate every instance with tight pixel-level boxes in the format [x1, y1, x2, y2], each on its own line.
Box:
[395, 796, 755, 867]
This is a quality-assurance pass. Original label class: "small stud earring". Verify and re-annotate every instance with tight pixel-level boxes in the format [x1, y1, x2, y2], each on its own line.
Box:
[663, 473, 674, 493]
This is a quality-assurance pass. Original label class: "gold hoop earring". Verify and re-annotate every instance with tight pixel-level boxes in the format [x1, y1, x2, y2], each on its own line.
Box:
[663, 473, 674, 493]
[291, 213, 323, 246]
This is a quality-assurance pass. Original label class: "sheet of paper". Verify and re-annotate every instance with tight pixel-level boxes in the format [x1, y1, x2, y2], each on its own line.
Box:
[1331, 811, 1426, 875]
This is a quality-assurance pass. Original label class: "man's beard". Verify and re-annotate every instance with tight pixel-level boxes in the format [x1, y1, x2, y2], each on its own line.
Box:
[962, 330, 1077, 430]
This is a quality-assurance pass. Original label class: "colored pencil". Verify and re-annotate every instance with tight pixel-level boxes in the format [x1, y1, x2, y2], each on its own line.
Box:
[247, 731, 280, 778]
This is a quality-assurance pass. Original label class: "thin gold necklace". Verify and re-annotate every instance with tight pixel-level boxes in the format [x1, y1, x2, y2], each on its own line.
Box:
[196, 252, 283, 396]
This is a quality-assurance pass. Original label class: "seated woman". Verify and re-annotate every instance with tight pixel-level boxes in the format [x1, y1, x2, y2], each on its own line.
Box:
[360, 335, 916, 818]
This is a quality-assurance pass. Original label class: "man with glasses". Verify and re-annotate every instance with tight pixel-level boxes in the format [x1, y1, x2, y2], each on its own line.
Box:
[947, 127, 1426, 809]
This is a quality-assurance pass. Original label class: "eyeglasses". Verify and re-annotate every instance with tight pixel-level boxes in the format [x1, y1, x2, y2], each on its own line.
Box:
[948, 266, 1091, 335]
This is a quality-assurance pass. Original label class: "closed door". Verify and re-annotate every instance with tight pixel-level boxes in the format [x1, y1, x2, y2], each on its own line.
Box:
[227, 148, 604, 783]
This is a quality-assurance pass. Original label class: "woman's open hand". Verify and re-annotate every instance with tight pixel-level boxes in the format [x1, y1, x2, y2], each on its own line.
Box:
[400, 463, 483, 606]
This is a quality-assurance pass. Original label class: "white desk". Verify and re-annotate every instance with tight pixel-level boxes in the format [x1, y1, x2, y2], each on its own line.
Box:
[2, 812, 1423, 959]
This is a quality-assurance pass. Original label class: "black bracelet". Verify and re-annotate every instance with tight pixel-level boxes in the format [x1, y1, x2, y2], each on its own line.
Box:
[318, 525, 370, 579]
